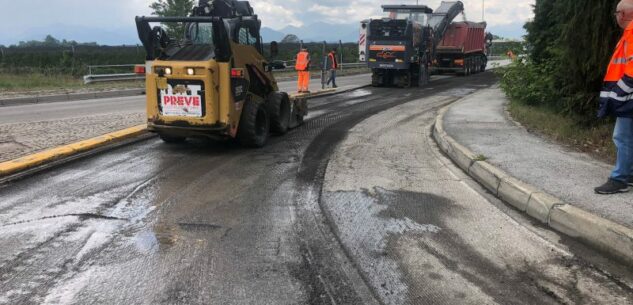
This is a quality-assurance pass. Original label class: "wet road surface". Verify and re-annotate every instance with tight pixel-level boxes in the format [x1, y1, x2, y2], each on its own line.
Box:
[0, 72, 632, 305]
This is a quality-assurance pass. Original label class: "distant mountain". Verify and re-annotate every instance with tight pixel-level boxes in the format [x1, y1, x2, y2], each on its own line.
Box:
[1, 21, 522, 47]
[7, 23, 140, 46]
[264, 22, 360, 43]
[261, 27, 285, 42]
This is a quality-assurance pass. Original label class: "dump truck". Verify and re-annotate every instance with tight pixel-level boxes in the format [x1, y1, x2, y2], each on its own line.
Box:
[361, 1, 465, 87]
[434, 22, 492, 75]
[135, 0, 307, 147]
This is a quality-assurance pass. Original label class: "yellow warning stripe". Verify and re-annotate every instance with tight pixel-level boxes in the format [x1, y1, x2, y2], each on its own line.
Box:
[0, 125, 148, 177]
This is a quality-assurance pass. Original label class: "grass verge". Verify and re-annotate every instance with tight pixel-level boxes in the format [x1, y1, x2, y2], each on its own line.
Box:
[0, 68, 370, 96]
[0, 73, 145, 96]
[507, 100, 616, 163]
[0, 73, 83, 91]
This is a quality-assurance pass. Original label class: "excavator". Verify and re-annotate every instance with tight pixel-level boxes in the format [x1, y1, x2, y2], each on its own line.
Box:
[135, 0, 307, 147]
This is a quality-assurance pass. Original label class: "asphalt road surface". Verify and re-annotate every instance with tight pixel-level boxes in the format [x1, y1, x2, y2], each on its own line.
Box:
[0, 74, 372, 125]
[0, 72, 631, 305]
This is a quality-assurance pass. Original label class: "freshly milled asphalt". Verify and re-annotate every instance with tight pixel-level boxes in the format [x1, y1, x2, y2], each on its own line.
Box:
[322, 92, 633, 305]
[0, 72, 631, 305]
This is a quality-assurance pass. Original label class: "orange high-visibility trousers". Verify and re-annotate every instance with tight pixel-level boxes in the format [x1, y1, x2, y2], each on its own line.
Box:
[297, 71, 310, 92]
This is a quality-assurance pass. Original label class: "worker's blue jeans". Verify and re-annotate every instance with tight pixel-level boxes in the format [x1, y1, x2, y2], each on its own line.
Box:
[327, 70, 337, 87]
[611, 117, 633, 183]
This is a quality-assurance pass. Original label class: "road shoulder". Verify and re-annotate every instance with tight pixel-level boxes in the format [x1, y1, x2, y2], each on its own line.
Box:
[321, 90, 632, 304]
[434, 86, 633, 265]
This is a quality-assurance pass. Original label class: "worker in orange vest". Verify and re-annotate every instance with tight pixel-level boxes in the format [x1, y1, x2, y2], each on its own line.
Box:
[506, 50, 516, 61]
[326, 47, 339, 88]
[295, 48, 311, 93]
[596, 0, 633, 194]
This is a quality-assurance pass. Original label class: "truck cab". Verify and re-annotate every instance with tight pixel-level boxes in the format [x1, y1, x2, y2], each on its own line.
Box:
[364, 5, 434, 87]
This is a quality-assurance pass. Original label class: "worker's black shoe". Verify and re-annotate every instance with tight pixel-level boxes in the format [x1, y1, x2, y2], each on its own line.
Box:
[628, 176, 633, 186]
[595, 179, 629, 195]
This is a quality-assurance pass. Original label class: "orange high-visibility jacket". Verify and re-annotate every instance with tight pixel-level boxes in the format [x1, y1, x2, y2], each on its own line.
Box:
[599, 21, 633, 118]
[295, 51, 310, 71]
[327, 52, 338, 69]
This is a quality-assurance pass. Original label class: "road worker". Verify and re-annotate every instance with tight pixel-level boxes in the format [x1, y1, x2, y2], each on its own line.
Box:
[506, 50, 516, 61]
[295, 48, 311, 93]
[595, 0, 633, 194]
[326, 47, 339, 88]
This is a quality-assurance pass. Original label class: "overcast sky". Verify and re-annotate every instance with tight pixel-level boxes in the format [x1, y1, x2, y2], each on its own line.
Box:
[0, 0, 534, 45]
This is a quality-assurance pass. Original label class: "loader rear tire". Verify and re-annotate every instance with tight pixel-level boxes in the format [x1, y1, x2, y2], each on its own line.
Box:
[237, 99, 269, 148]
[267, 92, 290, 135]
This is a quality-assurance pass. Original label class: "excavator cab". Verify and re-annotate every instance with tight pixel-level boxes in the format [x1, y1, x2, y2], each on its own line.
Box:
[135, 0, 306, 147]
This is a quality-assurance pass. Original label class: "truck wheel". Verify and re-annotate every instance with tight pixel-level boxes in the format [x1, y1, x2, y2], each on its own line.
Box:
[465, 59, 471, 76]
[418, 64, 430, 86]
[237, 99, 269, 148]
[399, 71, 412, 88]
[267, 92, 290, 135]
[372, 72, 383, 87]
[159, 134, 186, 143]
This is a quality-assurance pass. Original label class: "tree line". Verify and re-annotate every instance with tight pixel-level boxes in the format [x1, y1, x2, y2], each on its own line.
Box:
[500, 0, 621, 123]
[0, 37, 361, 76]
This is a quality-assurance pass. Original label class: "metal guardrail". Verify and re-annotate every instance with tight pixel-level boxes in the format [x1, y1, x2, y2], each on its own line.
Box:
[83, 64, 144, 84]
[275, 62, 367, 73]
[83, 62, 369, 84]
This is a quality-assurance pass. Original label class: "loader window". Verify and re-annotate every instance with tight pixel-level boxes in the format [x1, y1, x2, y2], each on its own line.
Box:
[369, 20, 407, 40]
[189, 23, 215, 45]
[237, 26, 259, 48]
[385, 10, 428, 24]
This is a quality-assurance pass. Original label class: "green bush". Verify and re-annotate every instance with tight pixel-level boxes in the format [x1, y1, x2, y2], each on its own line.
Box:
[499, 60, 560, 109]
[502, 0, 621, 125]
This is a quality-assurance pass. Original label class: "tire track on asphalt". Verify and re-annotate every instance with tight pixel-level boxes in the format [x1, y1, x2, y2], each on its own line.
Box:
[290, 74, 499, 305]
[0, 73, 497, 305]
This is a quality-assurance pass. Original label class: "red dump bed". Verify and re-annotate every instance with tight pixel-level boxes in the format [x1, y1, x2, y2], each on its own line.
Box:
[438, 22, 486, 54]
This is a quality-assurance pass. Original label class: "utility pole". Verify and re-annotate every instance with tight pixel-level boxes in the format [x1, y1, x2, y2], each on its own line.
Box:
[321, 41, 327, 89]
[482, 0, 485, 21]
[339, 40, 343, 73]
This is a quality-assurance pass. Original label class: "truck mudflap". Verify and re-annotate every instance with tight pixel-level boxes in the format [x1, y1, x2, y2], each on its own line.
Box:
[289, 97, 308, 129]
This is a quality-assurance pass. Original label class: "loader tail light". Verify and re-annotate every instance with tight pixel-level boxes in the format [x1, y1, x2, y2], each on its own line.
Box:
[231, 68, 244, 78]
[134, 65, 146, 75]
[454, 59, 464, 66]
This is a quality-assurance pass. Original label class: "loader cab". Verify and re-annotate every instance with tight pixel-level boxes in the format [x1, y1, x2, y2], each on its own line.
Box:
[225, 16, 264, 55]
[134, 0, 285, 147]
[136, 17, 231, 62]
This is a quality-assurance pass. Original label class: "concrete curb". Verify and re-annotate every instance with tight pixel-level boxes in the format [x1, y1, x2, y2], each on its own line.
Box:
[433, 104, 633, 266]
[0, 125, 148, 177]
[0, 88, 145, 107]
